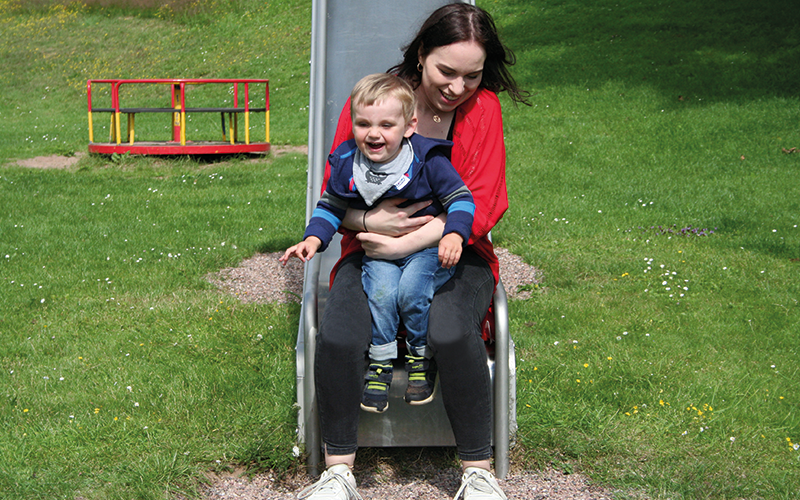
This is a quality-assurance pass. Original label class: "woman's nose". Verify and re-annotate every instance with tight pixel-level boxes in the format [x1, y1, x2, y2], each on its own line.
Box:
[449, 78, 465, 96]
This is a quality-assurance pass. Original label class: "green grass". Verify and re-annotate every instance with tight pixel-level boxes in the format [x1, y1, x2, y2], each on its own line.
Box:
[1, 155, 309, 499]
[2, 0, 800, 498]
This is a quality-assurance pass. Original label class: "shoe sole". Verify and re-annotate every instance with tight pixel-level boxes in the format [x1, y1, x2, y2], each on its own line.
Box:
[405, 385, 436, 406]
[360, 402, 388, 413]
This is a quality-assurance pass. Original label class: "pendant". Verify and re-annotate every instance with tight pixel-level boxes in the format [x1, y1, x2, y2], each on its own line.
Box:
[432, 114, 441, 123]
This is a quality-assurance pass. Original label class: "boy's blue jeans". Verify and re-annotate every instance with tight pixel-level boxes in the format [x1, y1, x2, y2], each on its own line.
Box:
[361, 247, 455, 361]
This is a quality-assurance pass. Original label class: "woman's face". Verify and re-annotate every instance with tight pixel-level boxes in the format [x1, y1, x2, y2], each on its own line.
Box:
[418, 40, 486, 114]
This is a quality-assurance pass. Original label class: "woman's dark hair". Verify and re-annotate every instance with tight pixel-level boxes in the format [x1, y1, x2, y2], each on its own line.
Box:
[388, 3, 530, 105]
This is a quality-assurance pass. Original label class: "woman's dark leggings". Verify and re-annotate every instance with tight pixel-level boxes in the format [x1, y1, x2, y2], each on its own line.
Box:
[315, 248, 495, 462]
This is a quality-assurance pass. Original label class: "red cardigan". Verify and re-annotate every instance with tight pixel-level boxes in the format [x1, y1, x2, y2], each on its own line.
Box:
[323, 87, 508, 287]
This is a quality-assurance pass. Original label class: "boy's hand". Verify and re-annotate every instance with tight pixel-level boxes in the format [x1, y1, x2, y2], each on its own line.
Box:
[279, 237, 322, 265]
[438, 233, 464, 269]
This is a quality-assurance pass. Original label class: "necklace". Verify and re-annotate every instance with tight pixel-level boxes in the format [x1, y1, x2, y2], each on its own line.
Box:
[422, 99, 442, 123]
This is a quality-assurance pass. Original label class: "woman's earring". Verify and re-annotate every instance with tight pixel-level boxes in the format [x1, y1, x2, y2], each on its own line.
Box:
[417, 62, 423, 73]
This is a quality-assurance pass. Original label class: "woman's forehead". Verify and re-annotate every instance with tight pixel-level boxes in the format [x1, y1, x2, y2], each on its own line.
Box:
[426, 41, 486, 71]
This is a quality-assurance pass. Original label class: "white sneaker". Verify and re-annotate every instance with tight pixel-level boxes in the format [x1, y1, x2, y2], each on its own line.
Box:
[453, 467, 508, 500]
[297, 464, 363, 500]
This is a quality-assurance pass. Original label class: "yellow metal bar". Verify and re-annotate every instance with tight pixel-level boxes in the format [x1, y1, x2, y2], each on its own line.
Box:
[181, 111, 186, 145]
[88, 111, 94, 143]
[245, 111, 250, 145]
[115, 112, 122, 145]
[128, 113, 135, 145]
[265, 110, 270, 143]
[228, 113, 234, 145]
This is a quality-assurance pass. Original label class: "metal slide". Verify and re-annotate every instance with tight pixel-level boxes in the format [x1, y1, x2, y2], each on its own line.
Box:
[296, 0, 516, 478]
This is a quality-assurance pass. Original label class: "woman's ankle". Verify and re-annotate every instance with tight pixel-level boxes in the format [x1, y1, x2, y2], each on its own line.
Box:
[324, 452, 356, 469]
[461, 459, 492, 472]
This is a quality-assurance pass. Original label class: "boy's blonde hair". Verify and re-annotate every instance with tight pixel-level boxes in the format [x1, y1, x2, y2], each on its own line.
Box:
[350, 73, 416, 124]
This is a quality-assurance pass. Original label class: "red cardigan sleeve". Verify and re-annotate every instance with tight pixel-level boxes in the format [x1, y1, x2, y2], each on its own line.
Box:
[322, 98, 355, 194]
[450, 89, 508, 244]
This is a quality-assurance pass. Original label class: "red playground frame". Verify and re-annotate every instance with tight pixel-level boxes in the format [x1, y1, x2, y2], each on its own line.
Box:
[87, 78, 270, 155]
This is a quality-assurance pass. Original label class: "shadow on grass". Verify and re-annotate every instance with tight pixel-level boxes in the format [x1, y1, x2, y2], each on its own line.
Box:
[498, 0, 799, 104]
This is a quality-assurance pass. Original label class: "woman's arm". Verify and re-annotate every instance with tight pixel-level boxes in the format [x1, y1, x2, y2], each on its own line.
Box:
[356, 214, 445, 260]
[340, 198, 434, 236]
[451, 90, 509, 242]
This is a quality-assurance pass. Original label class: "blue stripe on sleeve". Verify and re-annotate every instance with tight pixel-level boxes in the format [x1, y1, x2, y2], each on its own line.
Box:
[447, 200, 476, 216]
[311, 207, 342, 230]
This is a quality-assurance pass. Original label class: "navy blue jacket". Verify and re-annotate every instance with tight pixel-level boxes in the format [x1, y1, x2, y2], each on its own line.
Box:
[304, 133, 475, 251]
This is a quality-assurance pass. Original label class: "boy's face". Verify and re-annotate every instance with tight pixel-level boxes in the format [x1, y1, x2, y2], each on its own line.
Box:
[352, 98, 417, 164]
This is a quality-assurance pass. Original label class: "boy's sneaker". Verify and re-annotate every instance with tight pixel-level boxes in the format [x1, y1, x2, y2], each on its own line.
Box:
[452, 467, 508, 500]
[404, 354, 436, 405]
[297, 463, 363, 500]
[360, 361, 392, 413]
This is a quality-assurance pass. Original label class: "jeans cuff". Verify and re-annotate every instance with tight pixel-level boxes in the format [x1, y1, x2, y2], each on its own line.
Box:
[458, 449, 493, 462]
[369, 340, 397, 361]
[407, 342, 431, 359]
[323, 442, 359, 456]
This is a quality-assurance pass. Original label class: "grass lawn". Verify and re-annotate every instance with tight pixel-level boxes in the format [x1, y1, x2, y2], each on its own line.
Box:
[1, 0, 799, 498]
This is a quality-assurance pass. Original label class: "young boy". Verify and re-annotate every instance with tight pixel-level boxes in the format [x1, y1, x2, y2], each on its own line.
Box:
[280, 73, 475, 413]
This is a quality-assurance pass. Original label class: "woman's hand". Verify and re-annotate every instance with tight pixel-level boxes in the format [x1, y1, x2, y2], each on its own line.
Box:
[362, 198, 434, 236]
[357, 214, 446, 260]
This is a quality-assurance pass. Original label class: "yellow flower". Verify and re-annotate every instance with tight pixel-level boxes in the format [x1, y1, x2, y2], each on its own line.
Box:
[583, 363, 589, 368]
[94, 408, 100, 414]
[23, 409, 29, 413]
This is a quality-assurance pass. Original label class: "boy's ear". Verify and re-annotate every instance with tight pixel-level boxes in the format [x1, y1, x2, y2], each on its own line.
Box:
[404, 116, 418, 138]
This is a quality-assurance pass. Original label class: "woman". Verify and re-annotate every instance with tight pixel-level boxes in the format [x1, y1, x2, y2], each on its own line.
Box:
[298, 4, 529, 500]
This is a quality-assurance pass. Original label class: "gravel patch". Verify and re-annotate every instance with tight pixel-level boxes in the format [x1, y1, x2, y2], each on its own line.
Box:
[10, 152, 85, 169]
[201, 452, 627, 500]
[208, 246, 541, 305]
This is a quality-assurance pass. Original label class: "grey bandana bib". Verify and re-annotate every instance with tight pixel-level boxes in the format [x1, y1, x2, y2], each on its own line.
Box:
[352, 139, 414, 206]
